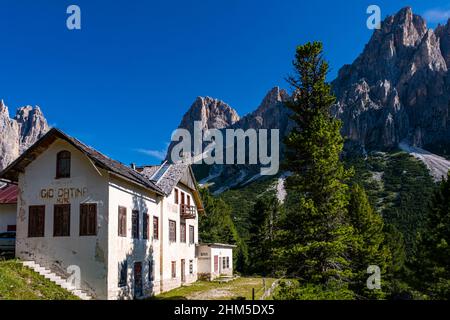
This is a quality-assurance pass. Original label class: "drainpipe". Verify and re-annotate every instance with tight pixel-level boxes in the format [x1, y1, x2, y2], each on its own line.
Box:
[159, 195, 164, 292]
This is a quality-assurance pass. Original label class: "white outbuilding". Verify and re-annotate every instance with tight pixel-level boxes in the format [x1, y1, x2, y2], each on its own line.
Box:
[197, 243, 236, 280]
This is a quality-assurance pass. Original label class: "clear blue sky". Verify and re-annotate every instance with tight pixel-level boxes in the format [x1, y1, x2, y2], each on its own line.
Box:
[0, 0, 448, 165]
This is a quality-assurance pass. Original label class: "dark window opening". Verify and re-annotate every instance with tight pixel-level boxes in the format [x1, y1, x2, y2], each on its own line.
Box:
[28, 205, 45, 237]
[54, 204, 70, 237]
[80, 203, 97, 236]
[132, 210, 139, 239]
[56, 150, 71, 178]
[118, 260, 127, 287]
[143, 213, 149, 240]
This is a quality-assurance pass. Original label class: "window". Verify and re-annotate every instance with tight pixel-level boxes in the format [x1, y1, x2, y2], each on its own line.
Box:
[118, 260, 127, 287]
[148, 259, 154, 283]
[174, 189, 179, 204]
[80, 203, 97, 236]
[187, 195, 191, 207]
[153, 216, 159, 240]
[223, 257, 226, 269]
[143, 213, 149, 240]
[132, 210, 139, 239]
[189, 225, 194, 244]
[169, 220, 176, 242]
[56, 150, 71, 178]
[180, 222, 186, 243]
[180, 191, 185, 205]
[118, 206, 127, 237]
[171, 261, 176, 278]
[54, 204, 70, 237]
[28, 205, 45, 237]
[226, 257, 230, 269]
[189, 260, 193, 275]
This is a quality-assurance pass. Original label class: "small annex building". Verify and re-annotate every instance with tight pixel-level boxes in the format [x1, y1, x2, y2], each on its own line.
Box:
[197, 243, 236, 280]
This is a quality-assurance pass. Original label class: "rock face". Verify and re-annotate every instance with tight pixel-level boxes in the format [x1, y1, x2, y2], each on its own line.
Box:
[333, 7, 450, 151]
[167, 87, 291, 193]
[0, 100, 49, 170]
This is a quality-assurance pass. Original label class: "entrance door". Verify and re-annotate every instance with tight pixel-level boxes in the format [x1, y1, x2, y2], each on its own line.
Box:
[181, 259, 186, 283]
[134, 262, 143, 298]
[214, 255, 218, 273]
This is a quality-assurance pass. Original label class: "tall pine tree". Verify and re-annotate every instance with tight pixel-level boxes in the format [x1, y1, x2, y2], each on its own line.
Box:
[414, 173, 450, 299]
[277, 42, 355, 286]
[247, 191, 281, 275]
[347, 184, 391, 299]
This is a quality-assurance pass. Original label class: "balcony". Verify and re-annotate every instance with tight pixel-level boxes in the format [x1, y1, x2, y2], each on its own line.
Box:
[180, 204, 196, 219]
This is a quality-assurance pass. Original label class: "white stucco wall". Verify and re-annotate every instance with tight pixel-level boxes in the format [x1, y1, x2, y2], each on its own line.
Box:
[160, 184, 198, 292]
[16, 139, 110, 299]
[106, 177, 161, 300]
[14, 137, 201, 300]
[196, 245, 234, 280]
[0, 204, 17, 232]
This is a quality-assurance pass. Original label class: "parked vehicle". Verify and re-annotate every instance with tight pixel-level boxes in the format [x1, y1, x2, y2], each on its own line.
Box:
[0, 231, 16, 253]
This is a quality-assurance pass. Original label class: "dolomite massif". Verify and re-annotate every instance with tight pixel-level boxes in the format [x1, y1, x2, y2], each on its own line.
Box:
[0, 100, 49, 171]
[1, 7, 450, 190]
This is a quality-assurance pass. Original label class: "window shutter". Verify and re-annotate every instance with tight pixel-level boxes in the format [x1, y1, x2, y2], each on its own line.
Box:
[80, 204, 87, 235]
[88, 204, 97, 235]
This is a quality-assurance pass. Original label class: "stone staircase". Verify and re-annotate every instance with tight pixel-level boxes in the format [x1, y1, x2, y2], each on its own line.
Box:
[21, 261, 92, 300]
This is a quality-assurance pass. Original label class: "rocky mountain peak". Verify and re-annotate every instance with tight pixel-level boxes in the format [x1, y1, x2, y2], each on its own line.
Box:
[180, 96, 240, 132]
[333, 7, 450, 151]
[253, 87, 289, 116]
[0, 101, 49, 170]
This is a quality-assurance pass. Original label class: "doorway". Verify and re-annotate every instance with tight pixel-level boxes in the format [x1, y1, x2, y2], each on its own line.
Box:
[134, 262, 143, 298]
[181, 259, 186, 283]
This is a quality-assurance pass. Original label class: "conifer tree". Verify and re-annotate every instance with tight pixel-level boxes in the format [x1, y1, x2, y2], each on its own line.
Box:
[277, 41, 355, 285]
[347, 184, 391, 299]
[247, 192, 280, 275]
[414, 173, 450, 299]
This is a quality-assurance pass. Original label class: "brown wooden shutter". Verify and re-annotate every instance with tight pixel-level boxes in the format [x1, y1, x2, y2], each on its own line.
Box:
[29, 205, 45, 237]
[118, 206, 127, 237]
[54, 204, 70, 237]
[80, 204, 88, 235]
[132, 210, 139, 239]
[88, 204, 97, 235]
[187, 195, 191, 207]
[153, 216, 159, 240]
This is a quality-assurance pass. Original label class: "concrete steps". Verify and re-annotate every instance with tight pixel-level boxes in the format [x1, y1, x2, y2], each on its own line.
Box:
[21, 261, 92, 300]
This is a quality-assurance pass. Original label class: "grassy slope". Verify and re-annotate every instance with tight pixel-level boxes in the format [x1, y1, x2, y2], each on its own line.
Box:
[0, 260, 78, 300]
[154, 277, 276, 300]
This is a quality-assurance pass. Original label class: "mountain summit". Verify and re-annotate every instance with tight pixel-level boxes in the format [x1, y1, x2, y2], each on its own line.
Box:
[0, 100, 49, 170]
[333, 7, 450, 151]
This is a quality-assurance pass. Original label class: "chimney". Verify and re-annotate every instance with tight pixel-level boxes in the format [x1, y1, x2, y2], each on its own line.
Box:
[130, 163, 136, 170]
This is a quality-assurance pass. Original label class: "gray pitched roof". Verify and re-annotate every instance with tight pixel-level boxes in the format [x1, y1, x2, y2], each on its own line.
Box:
[139, 162, 190, 195]
[0, 128, 164, 195]
[138, 162, 204, 211]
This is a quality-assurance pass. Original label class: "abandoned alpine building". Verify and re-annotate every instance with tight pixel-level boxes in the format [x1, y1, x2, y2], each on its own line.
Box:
[0, 128, 234, 299]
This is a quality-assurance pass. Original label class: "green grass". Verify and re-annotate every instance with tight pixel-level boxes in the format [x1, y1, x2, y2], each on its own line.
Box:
[154, 277, 276, 300]
[0, 259, 79, 300]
